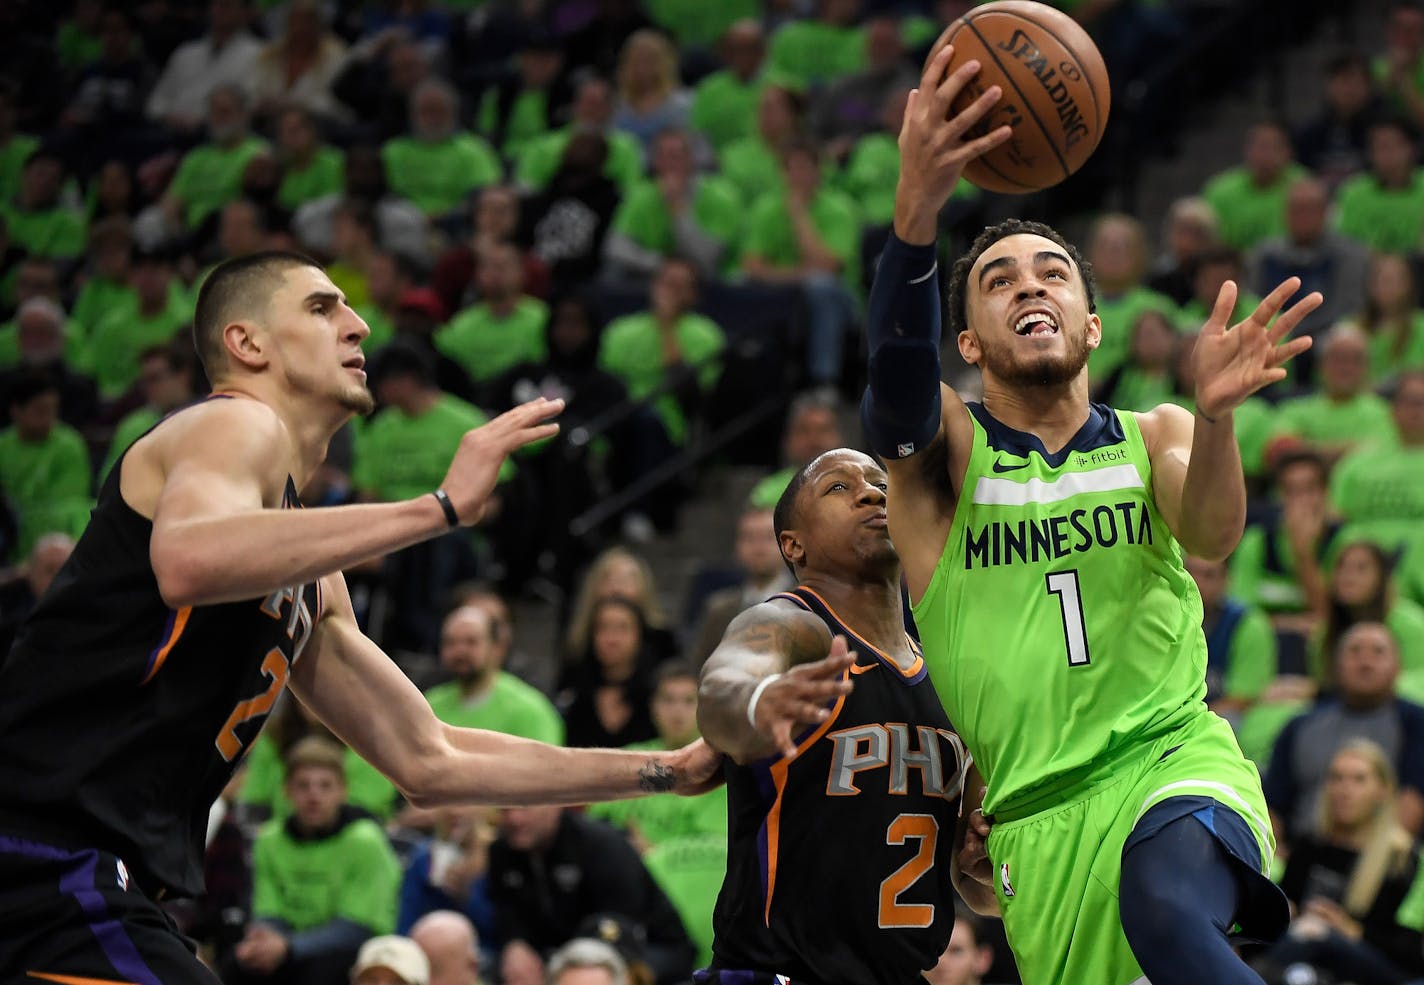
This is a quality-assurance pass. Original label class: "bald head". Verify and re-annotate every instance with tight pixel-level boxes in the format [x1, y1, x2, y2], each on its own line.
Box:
[1286, 177, 1329, 244]
[410, 911, 479, 985]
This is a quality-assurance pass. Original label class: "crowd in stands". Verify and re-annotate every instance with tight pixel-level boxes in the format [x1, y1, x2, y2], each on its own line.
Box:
[2, 0, 1424, 983]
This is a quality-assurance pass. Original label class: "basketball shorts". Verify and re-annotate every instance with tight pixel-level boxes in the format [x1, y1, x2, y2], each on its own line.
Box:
[986, 711, 1285, 985]
[0, 832, 220, 985]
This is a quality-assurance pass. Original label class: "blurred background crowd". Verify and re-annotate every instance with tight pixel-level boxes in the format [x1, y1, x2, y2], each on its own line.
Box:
[1, 0, 1423, 982]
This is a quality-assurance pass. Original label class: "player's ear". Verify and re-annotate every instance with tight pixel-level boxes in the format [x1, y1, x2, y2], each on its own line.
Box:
[779, 529, 804, 567]
[957, 328, 982, 366]
[223, 320, 269, 371]
[1085, 313, 1102, 351]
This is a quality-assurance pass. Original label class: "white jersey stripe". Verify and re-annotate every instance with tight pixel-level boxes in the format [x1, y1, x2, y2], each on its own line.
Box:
[972, 463, 1145, 507]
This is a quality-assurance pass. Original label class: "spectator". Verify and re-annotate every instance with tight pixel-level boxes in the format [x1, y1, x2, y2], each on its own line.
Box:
[0, 372, 91, 560]
[747, 389, 844, 509]
[425, 605, 564, 743]
[559, 596, 661, 748]
[1264, 622, 1424, 844]
[1330, 370, 1424, 567]
[410, 910, 482, 985]
[1271, 323, 1394, 462]
[99, 343, 200, 482]
[1085, 214, 1181, 384]
[397, 807, 498, 946]
[720, 84, 804, 205]
[1094, 309, 1187, 413]
[292, 144, 431, 263]
[389, 287, 478, 402]
[355, 249, 407, 351]
[235, 737, 402, 985]
[611, 30, 693, 155]
[1254, 740, 1424, 985]
[564, 545, 678, 667]
[436, 242, 549, 392]
[1, 147, 85, 261]
[335, 36, 433, 144]
[1316, 541, 1424, 691]
[488, 805, 694, 985]
[0, 80, 38, 205]
[432, 185, 550, 314]
[0, 531, 74, 653]
[1146, 195, 1220, 307]
[474, 29, 568, 162]
[1375, 1, 1424, 127]
[382, 79, 501, 220]
[835, 89, 914, 231]
[690, 505, 794, 663]
[142, 83, 268, 243]
[1295, 50, 1383, 187]
[515, 76, 644, 196]
[766, 0, 866, 91]
[810, 16, 914, 148]
[1174, 246, 1260, 331]
[587, 660, 727, 849]
[1352, 254, 1424, 383]
[85, 245, 189, 400]
[275, 105, 344, 211]
[689, 20, 766, 151]
[560, 0, 656, 78]
[521, 132, 624, 288]
[923, 907, 995, 985]
[603, 128, 742, 282]
[72, 216, 136, 335]
[1202, 120, 1308, 252]
[326, 200, 382, 310]
[0, 297, 97, 430]
[643, 0, 757, 53]
[741, 140, 860, 390]
[251, 0, 350, 125]
[1185, 553, 1278, 728]
[1248, 176, 1369, 353]
[145, 0, 260, 134]
[59, 6, 155, 167]
[351, 935, 431, 985]
[87, 158, 137, 223]
[545, 938, 628, 985]
[1335, 116, 1424, 254]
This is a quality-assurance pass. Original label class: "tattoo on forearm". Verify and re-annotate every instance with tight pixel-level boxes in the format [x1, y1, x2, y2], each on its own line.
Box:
[639, 759, 677, 792]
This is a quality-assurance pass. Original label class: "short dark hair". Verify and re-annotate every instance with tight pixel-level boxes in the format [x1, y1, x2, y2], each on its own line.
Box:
[367, 336, 435, 389]
[8, 370, 60, 409]
[1273, 447, 1329, 487]
[947, 219, 1097, 335]
[192, 250, 322, 379]
[651, 659, 699, 693]
[772, 458, 818, 570]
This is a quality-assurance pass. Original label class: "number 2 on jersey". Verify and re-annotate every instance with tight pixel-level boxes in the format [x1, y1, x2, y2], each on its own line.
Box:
[1046, 570, 1091, 666]
[878, 814, 938, 928]
[216, 647, 290, 761]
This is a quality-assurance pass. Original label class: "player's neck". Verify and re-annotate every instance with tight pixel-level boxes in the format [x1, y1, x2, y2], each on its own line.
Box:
[980, 375, 1092, 454]
[800, 571, 907, 655]
[210, 382, 342, 484]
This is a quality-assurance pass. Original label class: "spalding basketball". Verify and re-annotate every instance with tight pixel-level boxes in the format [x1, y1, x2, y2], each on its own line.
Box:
[937, 0, 1110, 194]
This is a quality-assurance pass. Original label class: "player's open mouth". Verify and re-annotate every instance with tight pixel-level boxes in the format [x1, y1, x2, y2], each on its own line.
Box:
[343, 355, 366, 374]
[864, 511, 889, 528]
[1013, 310, 1059, 336]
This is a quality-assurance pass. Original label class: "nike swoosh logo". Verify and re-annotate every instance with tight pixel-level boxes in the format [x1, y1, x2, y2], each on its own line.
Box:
[991, 457, 1029, 473]
[849, 663, 877, 675]
[29, 973, 143, 985]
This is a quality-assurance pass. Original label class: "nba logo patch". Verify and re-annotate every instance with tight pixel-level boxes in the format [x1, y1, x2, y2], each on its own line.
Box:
[116, 859, 130, 891]
[1000, 861, 1015, 898]
[896, 442, 915, 458]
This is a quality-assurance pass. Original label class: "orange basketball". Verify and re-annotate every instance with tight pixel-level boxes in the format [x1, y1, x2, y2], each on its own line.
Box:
[937, 0, 1110, 194]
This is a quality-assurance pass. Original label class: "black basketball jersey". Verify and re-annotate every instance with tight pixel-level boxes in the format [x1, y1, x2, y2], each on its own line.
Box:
[0, 407, 322, 898]
[706, 587, 967, 985]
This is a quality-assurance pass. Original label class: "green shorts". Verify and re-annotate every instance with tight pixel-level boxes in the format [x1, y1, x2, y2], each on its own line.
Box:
[986, 711, 1278, 985]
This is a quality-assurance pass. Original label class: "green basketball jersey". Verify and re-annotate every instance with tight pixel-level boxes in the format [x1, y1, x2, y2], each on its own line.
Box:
[912, 402, 1207, 818]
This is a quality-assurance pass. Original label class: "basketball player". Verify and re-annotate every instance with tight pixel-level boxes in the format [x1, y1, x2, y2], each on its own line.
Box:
[0, 253, 842, 983]
[696, 447, 993, 985]
[859, 44, 1322, 985]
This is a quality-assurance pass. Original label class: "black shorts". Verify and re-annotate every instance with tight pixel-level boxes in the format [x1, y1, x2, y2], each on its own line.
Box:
[0, 833, 219, 985]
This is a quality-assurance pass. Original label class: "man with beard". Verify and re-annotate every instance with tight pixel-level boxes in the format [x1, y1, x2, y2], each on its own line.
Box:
[861, 40, 1322, 985]
[0, 251, 776, 984]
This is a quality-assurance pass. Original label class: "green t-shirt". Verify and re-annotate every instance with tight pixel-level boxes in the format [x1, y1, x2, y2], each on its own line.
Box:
[0, 423, 93, 560]
[719, 136, 784, 205]
[1091, 285, 1180, 382]
[1218, 603, 1277, 702]
[278, 146, 344, 211]
[170, 136, 269, 228]
[742, 186, 862, 293]
[236, 734, 401, 821]
[690, 71, 764, 151]
[1175, 289, 1262, 333]
[100, 406, 161, 484]
[355, 304, 395, 352]
[643, 834, 727, 969]
[351, 393, 512, 502]
[1334, 170, 1424, 254]
[1229, 523, 1317, 616]
[1330, 444, 1424, 555]
[381, 133, 502, 216]
[477, 88, 550, 160]
[598, 311, 725, 445]
[1235, 396, 1275, 480]
[424, 672, 565, 744]
[1103, 367, 1179, 413]
[835, 132, 901, 227]
[0, 134, 38, 204]
[1270, 392, 1396, 454]
[0, 203, 86, 259]
[749, 466, 796, 511]
[1367, 315, 1424, 382]
[56, 21, 104, 70]
[587, 739, 728, 848]
[913, 408, 1206, 816]
[252, 815, 400, 933]
[435, 297, 548, 384]
[766, 21, 866, 90]
[72, 276, 137, 340]
[1202, 164, 1309, 251]
[644, 0, 758, 48]
[84, 292, 191, 399]
[610, 176, 743, 271]
[514, 126, 644, 194]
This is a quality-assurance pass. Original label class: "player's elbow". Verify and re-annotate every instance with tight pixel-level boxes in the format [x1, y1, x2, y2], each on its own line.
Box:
[389, 730, 460, 809]
[150, 542, 212, 609]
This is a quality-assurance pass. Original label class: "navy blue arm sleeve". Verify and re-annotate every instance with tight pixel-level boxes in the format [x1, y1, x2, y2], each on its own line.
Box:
[860, 231, 945, 460]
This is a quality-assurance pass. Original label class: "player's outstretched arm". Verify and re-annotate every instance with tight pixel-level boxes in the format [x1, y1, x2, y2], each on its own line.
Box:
[291, 576, 723, 806]
[698, 601, 854, 764]
[1142, 278, 1321, 560]
[145, 396, 561, 607]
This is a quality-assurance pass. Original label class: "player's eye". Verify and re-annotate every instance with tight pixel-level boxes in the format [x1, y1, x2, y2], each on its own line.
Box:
[1043, 268, 1067, 281]
[828, 482, 846, 492]
[874, 481, 888, 490]
[990, 276, 1011, 289]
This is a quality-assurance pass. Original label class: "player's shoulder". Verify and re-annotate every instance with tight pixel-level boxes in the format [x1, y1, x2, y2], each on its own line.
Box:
[722, 595, 834, 656]
[1133, 400, 1192, 452]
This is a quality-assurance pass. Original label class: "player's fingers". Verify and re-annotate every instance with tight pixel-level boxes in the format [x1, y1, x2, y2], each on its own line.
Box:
[1267, 291, 1323, 342]
[1269, 334, 1313, 367]
[770, 720, 796, 759]
[933, 55, 985, 114]
[941, 84, 1003, 144]
[919, 41, 958, 96]
[943, 124, 1013, 167]
[490, 396, 565, 432]
[1247, 277, 1302, 328]
[505, 421, 561, 451]
[1205, 279, 1237, 334]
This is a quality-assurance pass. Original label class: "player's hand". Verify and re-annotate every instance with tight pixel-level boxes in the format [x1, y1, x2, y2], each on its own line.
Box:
[666, 737, 726, 796]
[438, 397, 563, 525]
[1192, 278, 1320, 420]
[895, 42, 1012, 242]
[959, 799, 995, 888]
[752, 636, 856, 758]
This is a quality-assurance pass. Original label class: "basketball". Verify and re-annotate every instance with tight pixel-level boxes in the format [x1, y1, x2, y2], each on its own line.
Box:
[937, 0, 1110, 194]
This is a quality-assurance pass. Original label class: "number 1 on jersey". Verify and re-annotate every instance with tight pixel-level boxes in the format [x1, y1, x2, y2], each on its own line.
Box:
[1046, 570, 1091, 667]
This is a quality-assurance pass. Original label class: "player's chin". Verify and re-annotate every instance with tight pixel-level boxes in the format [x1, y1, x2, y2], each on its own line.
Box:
[340, 381, 376, 416]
